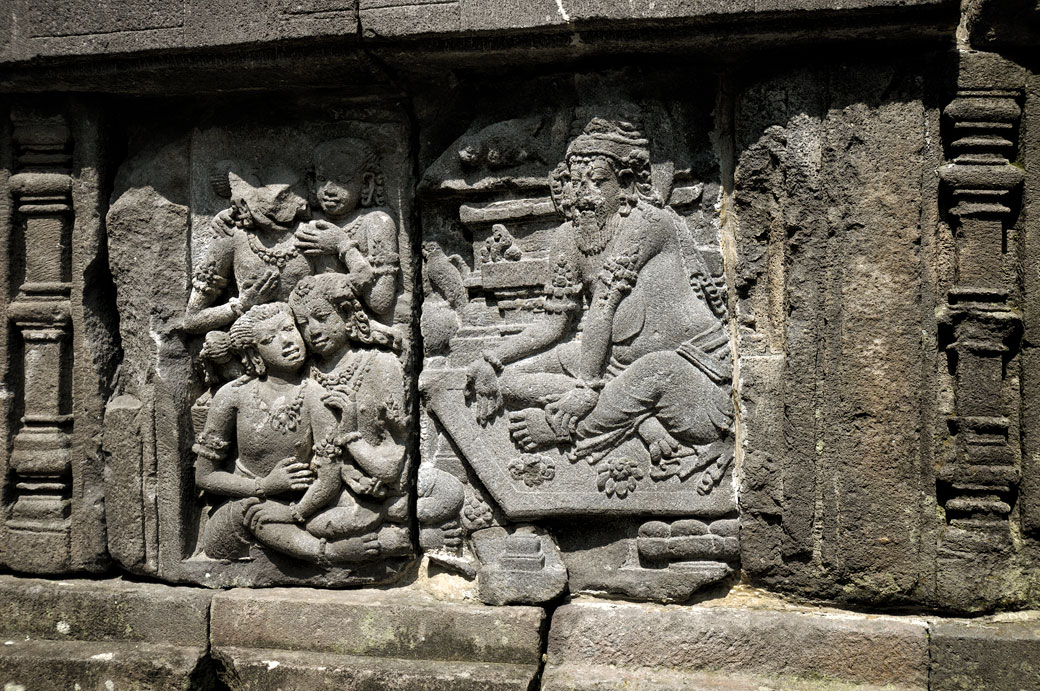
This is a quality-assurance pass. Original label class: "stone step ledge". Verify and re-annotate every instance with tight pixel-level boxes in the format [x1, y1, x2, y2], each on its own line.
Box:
[542, 661, 909, 691]
[0, 638, 209, 690]
[0, 574, 212, 647]
[211, 586, 546, 666]
[0, 574, 214, 691]
[215, 646, 540, 691]
[545, 597, 1040, 691]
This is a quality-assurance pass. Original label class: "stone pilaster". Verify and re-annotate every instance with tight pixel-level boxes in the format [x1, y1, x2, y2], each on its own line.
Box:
[937, 55, 1026, 607]
[4, 109, 76, 573]
[1, 102, 111, 574]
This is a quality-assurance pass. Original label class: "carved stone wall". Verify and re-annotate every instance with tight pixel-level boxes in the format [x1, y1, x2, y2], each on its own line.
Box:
[733, 58, 945, 605]
[414, 71, 735, 604]
[2, 1, 1040, 688]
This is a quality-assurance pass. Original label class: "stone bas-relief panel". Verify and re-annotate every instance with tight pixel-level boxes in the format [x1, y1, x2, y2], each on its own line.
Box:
[104, 108, 416, 587]
[417, 94, 737, 604]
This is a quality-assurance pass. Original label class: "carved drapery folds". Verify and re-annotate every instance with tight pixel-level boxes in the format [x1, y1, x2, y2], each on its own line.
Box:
[938, 54, 1027, 605]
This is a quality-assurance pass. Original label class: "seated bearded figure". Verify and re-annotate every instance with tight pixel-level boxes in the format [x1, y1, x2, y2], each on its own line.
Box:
[468, 118, 733, 490]
[240, 273, 410, 564]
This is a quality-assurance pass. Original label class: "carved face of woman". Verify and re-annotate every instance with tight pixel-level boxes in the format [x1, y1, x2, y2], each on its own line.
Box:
[254, 311, 307, 372]
[315, 157, 364, 220]
[297, 299, 349, 359]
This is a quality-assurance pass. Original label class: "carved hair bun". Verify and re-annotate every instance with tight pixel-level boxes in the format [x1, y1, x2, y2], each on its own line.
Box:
[210, 160, 262, 199]
[209, 160, 236, 198]
[200, 330, 233, 363]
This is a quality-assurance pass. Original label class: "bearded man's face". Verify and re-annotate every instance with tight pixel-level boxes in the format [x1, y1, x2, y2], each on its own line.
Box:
[569, 156, 622, 235]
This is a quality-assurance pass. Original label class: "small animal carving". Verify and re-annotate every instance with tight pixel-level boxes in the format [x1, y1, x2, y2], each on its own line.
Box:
[456, 119, 549, 172]
[481, 224, 523, 264]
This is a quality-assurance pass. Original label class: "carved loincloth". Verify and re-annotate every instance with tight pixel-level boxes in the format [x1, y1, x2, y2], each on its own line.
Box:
[569, 324, 733, 466]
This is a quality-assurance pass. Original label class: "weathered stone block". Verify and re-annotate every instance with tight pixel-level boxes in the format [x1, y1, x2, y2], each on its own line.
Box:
[545, 598, 929, 689]
[732, 58, 944, 606]
[0, 575, 210, 645]
[0, 575, 212, 690]
[0, 640, 208, 691]
[215, 649, 538, 691]
[930, 614, 1040, 691]
[211, 587, 544, 689]
[212, 587, 544, 663]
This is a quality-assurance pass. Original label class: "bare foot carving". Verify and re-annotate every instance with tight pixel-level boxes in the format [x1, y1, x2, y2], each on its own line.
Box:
[508, 408, 568, 451]
[377, 524, 413, 557]
[325, 533, 382, 563]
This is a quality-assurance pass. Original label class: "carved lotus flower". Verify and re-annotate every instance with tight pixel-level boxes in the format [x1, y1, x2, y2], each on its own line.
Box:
[508, 454, 556, 488]
[596, 457, 644, 499]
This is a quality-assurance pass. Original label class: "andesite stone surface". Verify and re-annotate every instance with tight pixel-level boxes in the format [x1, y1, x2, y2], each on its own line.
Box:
[0, 575, 212, 690]
[211, 586, 546, 690]
[1, 0, 1040, 689]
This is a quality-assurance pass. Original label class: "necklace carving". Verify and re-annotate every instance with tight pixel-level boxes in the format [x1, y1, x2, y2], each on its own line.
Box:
[311, 352, 373, 395]
[247, 232, 299, 270]
[253, 380, 307, 433]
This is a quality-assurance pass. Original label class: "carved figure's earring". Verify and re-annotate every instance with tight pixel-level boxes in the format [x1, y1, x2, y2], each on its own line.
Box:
[617, 170, 637, 216]
[361, 172, 377, 207]
[247, 350, 266, 377]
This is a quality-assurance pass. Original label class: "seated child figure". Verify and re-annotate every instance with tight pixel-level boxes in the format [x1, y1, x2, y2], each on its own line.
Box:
[294, 138, 401, 328]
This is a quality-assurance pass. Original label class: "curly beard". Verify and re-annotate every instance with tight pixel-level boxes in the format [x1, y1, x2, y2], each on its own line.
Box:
[574, 195, 615, 256]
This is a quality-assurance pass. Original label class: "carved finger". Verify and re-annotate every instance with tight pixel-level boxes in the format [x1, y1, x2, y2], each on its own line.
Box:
[483, 399, 498, 424]
[696, 473, 712, 496]
[548, 411, 565, 432]
[322, 387, 352, 400]
[245, 508, 264, 532]
[258, 269, 279, 291]
[365, 536, 381, 555]
[244, 503, 263, 525]
[255, 511, 273, 532]
[513, 433, 534, 451]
